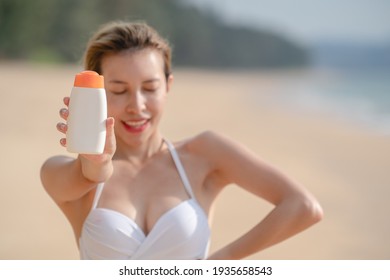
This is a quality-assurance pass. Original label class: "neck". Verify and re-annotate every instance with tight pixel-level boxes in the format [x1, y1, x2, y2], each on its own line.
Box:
[114, 133, 165, 165]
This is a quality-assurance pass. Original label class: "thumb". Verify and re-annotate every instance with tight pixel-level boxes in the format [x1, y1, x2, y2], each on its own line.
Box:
[105, 117, 116, 155]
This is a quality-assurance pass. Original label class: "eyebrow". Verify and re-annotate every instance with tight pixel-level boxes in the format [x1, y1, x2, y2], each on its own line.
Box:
[107, 80, 127, 85]
[142, 78, 160, 84]
[107, 78, 160, 85]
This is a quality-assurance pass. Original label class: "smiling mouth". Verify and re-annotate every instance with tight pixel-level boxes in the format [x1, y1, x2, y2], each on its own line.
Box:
[122, 119, 150, 133]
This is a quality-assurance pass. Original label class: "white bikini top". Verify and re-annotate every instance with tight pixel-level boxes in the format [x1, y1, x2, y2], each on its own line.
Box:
[79, 140, 210, 260]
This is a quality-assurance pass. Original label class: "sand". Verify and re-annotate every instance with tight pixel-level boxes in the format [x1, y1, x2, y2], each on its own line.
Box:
[0, 62, 389, 259]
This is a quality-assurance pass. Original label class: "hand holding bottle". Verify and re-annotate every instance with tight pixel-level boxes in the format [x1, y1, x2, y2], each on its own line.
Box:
[56, 71, 117, 183]
[57, 97, 116, 183]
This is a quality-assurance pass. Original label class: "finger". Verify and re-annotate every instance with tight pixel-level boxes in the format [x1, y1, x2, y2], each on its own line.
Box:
[59, 108, 69, 120]
[106, 117, 115, 128]
[63, 97, 70, 107]
[56, 122, 67, 134]
[104, 117, 116, 155]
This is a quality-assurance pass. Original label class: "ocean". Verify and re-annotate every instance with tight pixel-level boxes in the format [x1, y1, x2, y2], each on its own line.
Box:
[267, 67, 390, 135]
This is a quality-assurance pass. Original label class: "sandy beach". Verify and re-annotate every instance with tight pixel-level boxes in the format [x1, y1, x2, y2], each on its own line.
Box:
[0, 62, 389, 259]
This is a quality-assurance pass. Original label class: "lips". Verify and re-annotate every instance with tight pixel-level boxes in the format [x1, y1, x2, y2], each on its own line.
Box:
[122, 119, 150, 133]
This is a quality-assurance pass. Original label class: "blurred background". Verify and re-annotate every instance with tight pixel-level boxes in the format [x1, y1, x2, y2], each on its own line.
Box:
[1, 0, 390, 129]
[1, 0, 390, 68]
[0, 0, 389, 259]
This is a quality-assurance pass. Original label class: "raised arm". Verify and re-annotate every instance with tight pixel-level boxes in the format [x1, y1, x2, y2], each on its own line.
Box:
[40, 97, 116, 205]
[199, 131, 323, 260]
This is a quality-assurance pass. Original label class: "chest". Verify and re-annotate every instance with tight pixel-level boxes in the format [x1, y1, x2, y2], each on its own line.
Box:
[96, 151, 211, 234]
[80, 198, 211, 259]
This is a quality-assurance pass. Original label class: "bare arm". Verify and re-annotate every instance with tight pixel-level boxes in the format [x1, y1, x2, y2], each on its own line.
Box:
[40, 97, 116, 204]
[199, 131, 323, 260]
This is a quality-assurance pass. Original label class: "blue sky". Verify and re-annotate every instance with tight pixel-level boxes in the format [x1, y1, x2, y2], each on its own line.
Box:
[183, 0, 390, 45]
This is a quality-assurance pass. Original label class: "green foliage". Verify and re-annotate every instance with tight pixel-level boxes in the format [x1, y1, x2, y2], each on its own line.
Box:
[0, 0, 309, 68]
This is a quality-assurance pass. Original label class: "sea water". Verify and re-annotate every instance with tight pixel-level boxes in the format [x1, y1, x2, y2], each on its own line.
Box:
[268, 67, 390, 135]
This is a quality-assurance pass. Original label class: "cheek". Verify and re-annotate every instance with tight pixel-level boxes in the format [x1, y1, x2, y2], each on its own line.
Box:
[147, 95, 166, 113]
[106, 96, 125, 117]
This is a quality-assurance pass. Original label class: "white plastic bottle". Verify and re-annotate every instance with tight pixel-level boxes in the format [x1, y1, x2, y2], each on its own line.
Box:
[66, 71, 107, 154]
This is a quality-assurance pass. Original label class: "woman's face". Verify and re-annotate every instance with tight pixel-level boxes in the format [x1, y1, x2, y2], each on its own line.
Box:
[101, 49, 173, 148]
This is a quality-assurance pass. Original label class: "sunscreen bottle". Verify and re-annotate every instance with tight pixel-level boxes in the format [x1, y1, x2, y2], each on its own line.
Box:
[67, 71, 107, 154]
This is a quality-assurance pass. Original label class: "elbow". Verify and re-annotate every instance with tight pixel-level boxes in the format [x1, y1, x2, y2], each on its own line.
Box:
[299, 194, 324, 227]
[280, 190, 324, 229]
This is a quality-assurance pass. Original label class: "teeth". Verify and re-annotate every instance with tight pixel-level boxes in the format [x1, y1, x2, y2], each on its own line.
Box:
[125, 120, 147, 127]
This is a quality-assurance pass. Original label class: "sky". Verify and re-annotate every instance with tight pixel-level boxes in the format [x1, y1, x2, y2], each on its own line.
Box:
[183, 0, 390, 45]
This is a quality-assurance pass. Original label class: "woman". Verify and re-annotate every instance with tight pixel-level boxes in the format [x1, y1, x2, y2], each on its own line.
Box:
[40, 21, 323, 260]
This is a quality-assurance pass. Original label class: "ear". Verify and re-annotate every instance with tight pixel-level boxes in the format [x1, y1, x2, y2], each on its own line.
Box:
[166, 74, 174, 93]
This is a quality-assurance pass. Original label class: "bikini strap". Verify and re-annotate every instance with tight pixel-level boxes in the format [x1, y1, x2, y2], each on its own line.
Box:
[91, 183, 104, 209]
[164, 139, 196, 200]
[92, 140, 195, 209]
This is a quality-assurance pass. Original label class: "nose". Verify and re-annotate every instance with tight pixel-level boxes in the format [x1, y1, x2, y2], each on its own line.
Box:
[125, 91, 146, 114]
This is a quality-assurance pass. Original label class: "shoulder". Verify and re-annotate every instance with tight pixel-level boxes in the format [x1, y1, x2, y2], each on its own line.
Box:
[180, 130, 270, 178]
[40, 155, 75, 183]
[42, 155, 75, 168]
[177, 130, 247, 167]
[41, 154, 96, 214]
[189, 130, 248, 152]
[178, 130, 228, 153]
[40, 155, 74, 181]
[40, 155, 70, 193]
[173, 131, 238, 190]
[168, 130, 227, 167]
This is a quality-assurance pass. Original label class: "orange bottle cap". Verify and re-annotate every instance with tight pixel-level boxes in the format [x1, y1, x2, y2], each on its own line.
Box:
[74, 71, 104, 88]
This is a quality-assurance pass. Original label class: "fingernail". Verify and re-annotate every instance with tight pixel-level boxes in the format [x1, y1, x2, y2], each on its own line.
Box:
[57, 123, 65, 130]
[60, 138, 66, 146]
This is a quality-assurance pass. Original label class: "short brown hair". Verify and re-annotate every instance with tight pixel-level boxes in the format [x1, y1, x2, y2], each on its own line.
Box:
[83, 21, 172, 79]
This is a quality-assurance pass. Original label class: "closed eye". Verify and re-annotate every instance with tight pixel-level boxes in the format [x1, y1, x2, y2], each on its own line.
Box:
[143, 79, 160, 93]
[143, 87, 158, 93]
[110, 89, 127, 95]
